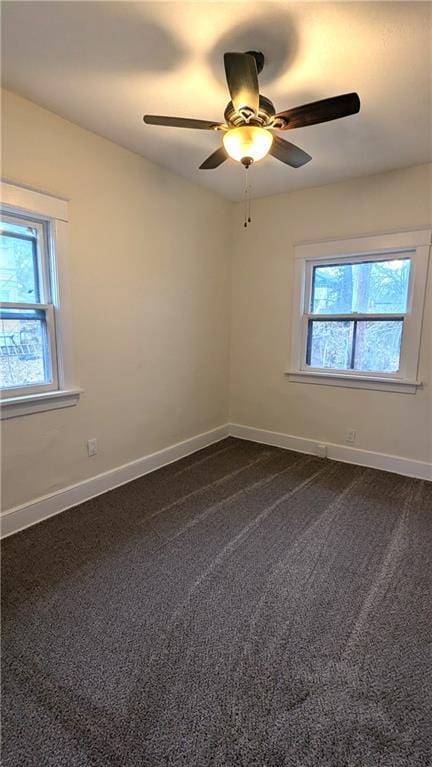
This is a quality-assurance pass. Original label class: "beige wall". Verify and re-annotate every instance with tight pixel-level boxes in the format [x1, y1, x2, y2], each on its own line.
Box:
[230, 163, 432, 463]
[1, 89, 431, 513]
[1, 89, 232, 510]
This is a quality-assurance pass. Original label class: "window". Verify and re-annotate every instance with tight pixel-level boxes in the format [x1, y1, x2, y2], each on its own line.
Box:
[1, 182, 80, 418]
[307, 256, 411, 373]
[288, 230, 431, 393]
[1, 214, 58, 395]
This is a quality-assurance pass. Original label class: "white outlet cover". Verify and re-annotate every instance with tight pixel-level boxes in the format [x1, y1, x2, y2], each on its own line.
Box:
[87, 439, 97, 456]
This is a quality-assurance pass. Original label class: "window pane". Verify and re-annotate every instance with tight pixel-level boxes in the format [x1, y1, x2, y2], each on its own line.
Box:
[0, 221, 40, 303]
[307, 320, 354, 369]
[311, 258, 411, 314]
[0, 311, 51, 390]
[354, 320, 403, 373]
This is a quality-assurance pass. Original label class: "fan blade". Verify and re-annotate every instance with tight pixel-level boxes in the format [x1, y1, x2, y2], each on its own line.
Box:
[224, 52, 259, 114]
[269, 135, 312, 168]
[275, 93, 360, 129]
[199, 146, 228, 170]
[143, 115, 223, 130]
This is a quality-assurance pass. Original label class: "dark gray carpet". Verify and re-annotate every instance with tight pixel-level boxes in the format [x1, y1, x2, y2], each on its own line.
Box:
[2, 437, 431, 766]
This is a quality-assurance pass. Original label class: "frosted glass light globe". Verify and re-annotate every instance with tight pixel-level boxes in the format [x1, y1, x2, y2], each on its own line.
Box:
[223, 126, 273, 163]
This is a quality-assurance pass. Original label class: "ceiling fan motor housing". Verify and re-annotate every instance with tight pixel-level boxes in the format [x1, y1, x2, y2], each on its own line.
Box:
[224, 95, 276, 127]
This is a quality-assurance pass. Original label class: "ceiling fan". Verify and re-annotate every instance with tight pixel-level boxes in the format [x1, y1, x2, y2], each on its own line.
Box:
[143, 51, 360, 171]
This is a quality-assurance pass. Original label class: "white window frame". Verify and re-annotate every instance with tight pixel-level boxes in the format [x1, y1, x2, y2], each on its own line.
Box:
[1, 181, 81, 418]
[287, 229, 431, 394]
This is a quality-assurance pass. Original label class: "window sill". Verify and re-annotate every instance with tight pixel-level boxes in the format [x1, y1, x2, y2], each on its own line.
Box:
[0, 388, 82, 419]
[285, 371, 421, 394]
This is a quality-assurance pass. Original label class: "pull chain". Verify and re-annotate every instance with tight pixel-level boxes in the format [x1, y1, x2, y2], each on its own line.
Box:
[243, 163, 253, 228]
[247, 162, 252, 224]
[243, 166, 249, 227]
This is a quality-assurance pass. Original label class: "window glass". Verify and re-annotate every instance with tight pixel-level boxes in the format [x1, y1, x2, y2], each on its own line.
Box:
[307, 318, 403, 373]
[307, 320, 354, 369]
[353, 320, 402, 373]
[311, 258, 411, 315]
[0, 221, 40, 303]
[0, 310, 51, 390]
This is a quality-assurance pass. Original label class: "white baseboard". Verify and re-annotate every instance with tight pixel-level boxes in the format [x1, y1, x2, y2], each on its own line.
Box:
[1, 424, 230, 538]
[3, 421, 430, 539]
[230, 423, 432, 482]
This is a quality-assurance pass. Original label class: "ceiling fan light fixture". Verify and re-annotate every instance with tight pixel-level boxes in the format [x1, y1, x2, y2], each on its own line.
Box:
[223, 126, 273, 163]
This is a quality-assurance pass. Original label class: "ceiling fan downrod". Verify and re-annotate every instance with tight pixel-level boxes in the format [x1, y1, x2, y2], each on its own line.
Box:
[245, 50, 265, 74]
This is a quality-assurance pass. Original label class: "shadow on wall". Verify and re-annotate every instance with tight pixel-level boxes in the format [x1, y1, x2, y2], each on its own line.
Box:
[207, 5, 300, 91]
[1, 1, 186, 78]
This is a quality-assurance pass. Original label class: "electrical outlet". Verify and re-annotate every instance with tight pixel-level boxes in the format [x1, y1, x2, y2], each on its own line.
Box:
[346, 429, 356, 445]
[87, 438, 97, 457]
[316, 443, 327, 458]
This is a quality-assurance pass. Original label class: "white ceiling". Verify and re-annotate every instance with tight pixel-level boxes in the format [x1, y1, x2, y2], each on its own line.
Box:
[2, 1, 431, 201]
